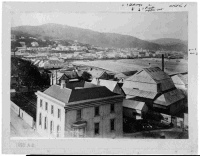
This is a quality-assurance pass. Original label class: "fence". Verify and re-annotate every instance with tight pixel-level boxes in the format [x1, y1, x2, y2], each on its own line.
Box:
[10, 101, 20, 114]
[10, 101, 35, 128]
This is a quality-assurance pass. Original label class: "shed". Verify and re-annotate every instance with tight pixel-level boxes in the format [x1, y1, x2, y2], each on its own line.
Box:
[123, 99, 148, 120]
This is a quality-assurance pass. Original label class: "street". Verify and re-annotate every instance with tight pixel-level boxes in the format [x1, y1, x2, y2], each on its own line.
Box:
[10, 109, 40, 138]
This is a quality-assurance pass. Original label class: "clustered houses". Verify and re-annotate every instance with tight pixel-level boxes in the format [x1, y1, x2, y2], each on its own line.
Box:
[122, 67, 185, 116]
[35, 80, 124, 138]
[34, 65, 187, 137]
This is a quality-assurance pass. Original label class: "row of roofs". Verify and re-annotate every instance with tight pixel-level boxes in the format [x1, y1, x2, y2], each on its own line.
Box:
[121, 67, 186, 114]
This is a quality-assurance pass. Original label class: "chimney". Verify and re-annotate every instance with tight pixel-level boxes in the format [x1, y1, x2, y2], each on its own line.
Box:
[162, 54, 164, 71]
[96, 78, 100, 85]
[60, 80, 66, 89]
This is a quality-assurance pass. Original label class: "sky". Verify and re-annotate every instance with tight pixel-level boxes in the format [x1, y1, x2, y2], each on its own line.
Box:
[11, 12, 188, 41]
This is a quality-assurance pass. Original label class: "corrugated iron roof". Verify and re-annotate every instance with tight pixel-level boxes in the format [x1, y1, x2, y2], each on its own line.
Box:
[178, 74, 188, 85]
[88, 69, 105, 78]
[91, 78, 118, 92]
[154, 89, 185, 106]
[123, 99, 145, 111]
[123, 88, 157, 99]
[143, 67, 170, 82]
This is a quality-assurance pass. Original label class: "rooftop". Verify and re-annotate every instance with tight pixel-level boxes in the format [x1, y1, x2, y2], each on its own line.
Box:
[154, 89, 185, 106]
[43, 84, 119, 105]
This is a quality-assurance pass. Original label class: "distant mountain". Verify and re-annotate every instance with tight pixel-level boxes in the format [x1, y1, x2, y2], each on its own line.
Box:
[148, 38, 188, 52]
[11, 23, 187, 51]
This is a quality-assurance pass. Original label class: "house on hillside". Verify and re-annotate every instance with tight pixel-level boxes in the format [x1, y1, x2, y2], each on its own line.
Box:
[43, 60, 64, 69]
[50, 71, 80, 85]
[35, 81, 124, 138]
[123, 100, 148, 120]
[122, 67, 185, 115]
[91, 78, 125, 95]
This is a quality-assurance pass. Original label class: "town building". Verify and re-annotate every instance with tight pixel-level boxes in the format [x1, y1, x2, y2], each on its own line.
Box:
[122, 67, 185, 115]
[35, 81, 124, 138]
[123, 100, 148, 120]
[50, 70, 80, 86]
[171, 73, 188, 94]
[43, 60, 64, 69]
[88, 69, 110, 80]
[91, 78, 125, 95]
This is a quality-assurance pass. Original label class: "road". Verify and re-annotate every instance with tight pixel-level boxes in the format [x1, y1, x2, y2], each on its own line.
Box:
[10, 109, 40, 138]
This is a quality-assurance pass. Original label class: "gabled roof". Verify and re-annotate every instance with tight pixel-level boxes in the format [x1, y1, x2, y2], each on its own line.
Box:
[177, 74, 188, 85]
[122, 71, 137, 77]
[91, 79, 118, 92]
[123, 67, 175, 92]
[44, 85, 72, 103]
[43, 84, 118, 105]
[88, 69, 106, 78]
[123, 99, 145, 111]
[154, 89, 185, 106]
[143, 67, 170, 82]
[123, 88, 157, 99]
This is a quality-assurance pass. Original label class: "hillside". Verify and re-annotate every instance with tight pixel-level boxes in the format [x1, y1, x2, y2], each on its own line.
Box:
[12, 23, 187, 51]
[148, 38, 188, 52]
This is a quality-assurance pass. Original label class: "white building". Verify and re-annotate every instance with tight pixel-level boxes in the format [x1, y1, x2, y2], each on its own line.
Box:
[35, 90, 65, 137]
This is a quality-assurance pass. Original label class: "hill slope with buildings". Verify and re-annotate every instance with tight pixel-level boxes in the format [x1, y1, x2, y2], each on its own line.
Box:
[12, 23, 186, 52]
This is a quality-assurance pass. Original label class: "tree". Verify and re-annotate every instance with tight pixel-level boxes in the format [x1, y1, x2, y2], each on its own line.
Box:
[81, 71, 91, 81]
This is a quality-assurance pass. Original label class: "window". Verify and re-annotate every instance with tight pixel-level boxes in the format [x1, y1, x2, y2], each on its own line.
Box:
[94, 123, 99, 135]
[51, 105, 54, 115]
[58, 109, 61, 119]
[77, 109, 81, 120]
[94, 106, 99, 116]
[40, 99, 43, 108]
[110, 119, 115, 131]
[39, 113, 42, 126]
[57, 125, 60, 137]
[50, 121, 54, 134]
[44, 117, 48, 130]
[110, 104, 115, 113]
[45, 102, 48, 111]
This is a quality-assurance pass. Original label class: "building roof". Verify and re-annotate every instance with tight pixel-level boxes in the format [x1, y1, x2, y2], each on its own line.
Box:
[122, 71, 137, 76]
[123, 99, 145, 111]
[114, 73, 127, 79]
[124, 67, 175, 92]
[143, 67, 170, 82]
[44, 85, 72, 103]
[177, 74, 188, 85]
[48, 60, 63, 65]
[154, 89, 185, 106]
[88, 69, 106, 78]
[91, 78, 118, 92]
[43, 85, 119, 105]
[123, 88, 157, 99]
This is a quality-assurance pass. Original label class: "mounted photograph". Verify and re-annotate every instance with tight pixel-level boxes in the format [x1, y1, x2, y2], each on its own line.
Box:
[2, 1, 198, 155]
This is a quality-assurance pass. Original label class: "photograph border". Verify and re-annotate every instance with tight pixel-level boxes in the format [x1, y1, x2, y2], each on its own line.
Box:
[2, 2, 198, 154]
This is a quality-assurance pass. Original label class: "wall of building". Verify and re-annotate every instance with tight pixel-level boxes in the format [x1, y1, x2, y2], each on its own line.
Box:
[169, 100, 185, 115]
[36, 94, 65, 138]
[65, 101, 123, 138]
[123, 81, 157, 92]
[123, 107, 138, 119]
